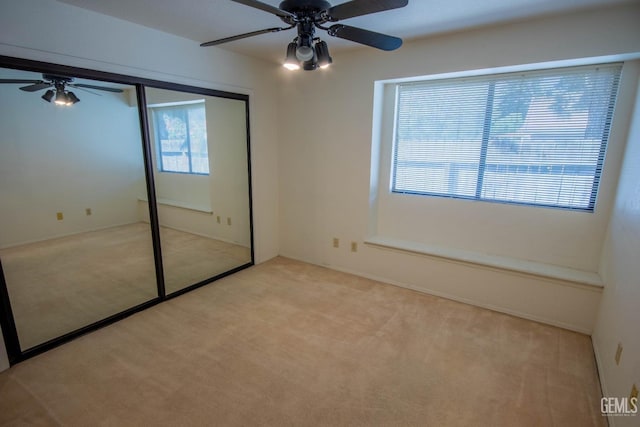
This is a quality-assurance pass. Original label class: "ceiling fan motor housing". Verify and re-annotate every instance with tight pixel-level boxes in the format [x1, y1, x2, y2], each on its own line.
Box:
[279, 0, 331, 17]
[43, 74, 73, 84]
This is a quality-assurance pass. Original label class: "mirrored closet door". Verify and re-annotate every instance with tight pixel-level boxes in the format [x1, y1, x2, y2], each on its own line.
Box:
[143, 87, 252, 294]
[0, 57, 254, 361]
[0, 67, 157, 350]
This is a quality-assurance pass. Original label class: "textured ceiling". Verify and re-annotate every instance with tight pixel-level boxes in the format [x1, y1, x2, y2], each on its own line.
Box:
[57, 0, 631, 63]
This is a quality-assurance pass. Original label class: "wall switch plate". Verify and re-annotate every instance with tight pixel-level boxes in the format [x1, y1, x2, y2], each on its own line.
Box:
[351, 242, 358, 252]
[333, 238, 339, 248]
[227, 217, 232, 226]
[216, 216, 221, 224]
[56, 212, 63, 221]
[85, 208, 92, 216]
[615, 343, 623, 365]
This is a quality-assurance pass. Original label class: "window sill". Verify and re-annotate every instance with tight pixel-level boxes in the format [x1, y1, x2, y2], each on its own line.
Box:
[364, 236, 603, 289]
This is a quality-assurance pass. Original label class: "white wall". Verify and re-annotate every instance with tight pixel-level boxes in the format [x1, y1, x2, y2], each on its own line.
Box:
[592, 74, 640, 427]
[0, 68, 144, 248]
[278, 4, 640, 333]
[0, 0, 281, 369]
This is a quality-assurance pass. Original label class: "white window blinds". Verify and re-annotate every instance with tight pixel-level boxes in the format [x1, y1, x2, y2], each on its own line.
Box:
[392, 64, 622, 211]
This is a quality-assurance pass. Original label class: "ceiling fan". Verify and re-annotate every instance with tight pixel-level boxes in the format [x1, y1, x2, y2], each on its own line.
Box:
[0, 74, 124, 106]
[201, 0, 409, 71]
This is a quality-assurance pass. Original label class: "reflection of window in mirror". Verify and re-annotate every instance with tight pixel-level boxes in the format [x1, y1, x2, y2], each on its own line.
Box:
[150, 101, 209, 175]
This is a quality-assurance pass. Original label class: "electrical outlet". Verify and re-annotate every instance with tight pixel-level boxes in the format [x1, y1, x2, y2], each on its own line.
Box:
[351, 242, 358, 252]
[85, 208, 92, 216]
[216, 215, 221, 224]
[227, 217, 232, 226]
[333, 238, 339, 248]
[615, 343, 623, 365]
[56, 212, 63, 221]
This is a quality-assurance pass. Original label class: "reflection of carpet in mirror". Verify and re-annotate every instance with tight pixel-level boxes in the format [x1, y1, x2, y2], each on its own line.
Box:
[0, 222, 251, 350]
[159, 226, 251, 295]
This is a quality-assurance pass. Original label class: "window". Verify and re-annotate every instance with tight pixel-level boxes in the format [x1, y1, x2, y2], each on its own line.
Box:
[392, 64, 621, 211]
[152, 102, 209, 174]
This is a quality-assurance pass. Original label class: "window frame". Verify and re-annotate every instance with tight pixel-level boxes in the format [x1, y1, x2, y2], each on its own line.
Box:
[390, 63, 622, 212]
[151, 101, 209, 176]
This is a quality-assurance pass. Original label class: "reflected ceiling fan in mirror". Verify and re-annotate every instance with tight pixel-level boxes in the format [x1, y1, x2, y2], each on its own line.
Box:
[201, 0, 408, 71]
[0, 74, 124, 106]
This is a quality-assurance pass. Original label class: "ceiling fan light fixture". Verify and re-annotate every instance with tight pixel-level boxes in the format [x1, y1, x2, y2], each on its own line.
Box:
[54, 90, 70, 106]
[302, 44, 318, 71]
[303, 55, 318, 71]
[296, 45, 314, 62]
[315, 40, 332, 69]
[303, 61, 317, 71]
[67, 91, 80, 105]
[41, 89, 55, 103]
[295, 34, 315, 62]
[283, 42, 301, 71]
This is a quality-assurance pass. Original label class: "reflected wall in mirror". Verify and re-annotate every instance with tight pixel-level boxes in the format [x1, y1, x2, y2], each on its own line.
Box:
[0, 67, 157, 349]
[142, 87, 252, 294]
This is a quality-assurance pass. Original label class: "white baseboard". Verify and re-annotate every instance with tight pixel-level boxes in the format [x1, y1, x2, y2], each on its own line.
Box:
[0, 221, 140, 250]
[158, 223, 250, 248]
[592, 339, 614, 427]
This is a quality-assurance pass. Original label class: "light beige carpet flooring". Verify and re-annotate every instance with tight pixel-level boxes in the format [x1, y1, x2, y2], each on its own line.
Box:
[0, 257, 604, 426]
[0, 223, 250, 349]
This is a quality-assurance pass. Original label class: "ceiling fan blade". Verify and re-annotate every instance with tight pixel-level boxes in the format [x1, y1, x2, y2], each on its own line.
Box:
[231, 0, 294, 19]
[327, 0, 408, 21]
[71, 83, 123, 93]
[328, 24, 402, 51]
[70, 86, 103, 97]
[201, 27, 291, 47]
[0, 79, 42, 84]
[19, 82, 53, 92]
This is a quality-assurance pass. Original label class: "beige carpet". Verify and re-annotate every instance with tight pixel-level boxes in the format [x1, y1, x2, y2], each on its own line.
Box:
[0, 223, 251, 349]
[0, 257, 604, 426]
